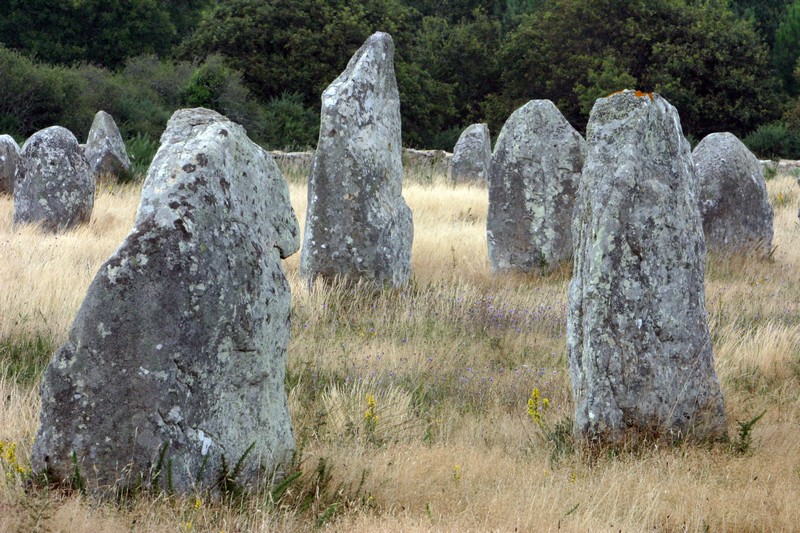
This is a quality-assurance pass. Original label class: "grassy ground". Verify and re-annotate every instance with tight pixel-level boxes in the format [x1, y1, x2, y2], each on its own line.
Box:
[0, 167, 799, 532]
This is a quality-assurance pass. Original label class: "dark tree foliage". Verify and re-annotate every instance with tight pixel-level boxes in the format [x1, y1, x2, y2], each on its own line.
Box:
[409, 11, 503, 132]
[775, 0, 800, 95]
[729, 0, 792, 46]
[497, 0, 781, 138]
[180, 0, 418, 104]
[0, 0, 794, 153]
[403, 0, 543, 25]
[0, 0, 210, 69]
[180, 0, 457, 146]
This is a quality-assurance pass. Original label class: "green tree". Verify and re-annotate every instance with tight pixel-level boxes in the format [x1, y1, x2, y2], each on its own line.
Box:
[410, 11, 503, 131]
[775, 0, 800, 94]
[574, 57, 637, 116]
[180, 0, 455, 147]
[729, 0, 791, 46]
[0, 0, 209, 68]
[496, 0, 780, 138]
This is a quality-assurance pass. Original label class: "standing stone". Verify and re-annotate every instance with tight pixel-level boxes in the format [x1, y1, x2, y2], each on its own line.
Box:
[450, 123, 491, 184]
[693, 132, 773, 255]
[568, 91, 727, 445]
[300, 32, 413, 287]
[31, 108, 300, 496]
[0, 134, 20, 195]
[487, 100, 586, 273]
[84, 110, 132, 179]
[14, 126, 93, 231]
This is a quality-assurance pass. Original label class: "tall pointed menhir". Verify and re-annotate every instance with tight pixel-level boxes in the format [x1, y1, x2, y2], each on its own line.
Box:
[567, 90, 727, 445]
[300, 32, 413, 287]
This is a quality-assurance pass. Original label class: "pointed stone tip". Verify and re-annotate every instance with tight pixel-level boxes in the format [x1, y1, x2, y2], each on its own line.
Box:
[362, 31, 394, 56]
[368, 31, 393, 44]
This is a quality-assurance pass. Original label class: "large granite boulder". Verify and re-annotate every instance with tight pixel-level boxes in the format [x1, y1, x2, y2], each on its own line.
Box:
[568, 90, 727, 445]
[84, 110, 132, 179]
[693, 132, 773, 255]
[450, 123, 491, 184]
[0, 134, 20, 195]
[300, 32, 413, 287]
[31, 108, 300, 496]
[487, 100, 585, 273]
[14, 126, 93, 231]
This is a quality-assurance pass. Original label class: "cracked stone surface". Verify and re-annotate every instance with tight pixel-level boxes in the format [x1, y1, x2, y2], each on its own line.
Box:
[487, 100, 585, 273]
[84, 110, 132, 179]
[0, 134, 19, 195]
[13, 126, 93, 231]
[450, 123, 491, 184]
[300, 32, 413, 287]
[567, 90, 727, 445]
[31, 108, 300, 495]
[693, 132, 773, 255]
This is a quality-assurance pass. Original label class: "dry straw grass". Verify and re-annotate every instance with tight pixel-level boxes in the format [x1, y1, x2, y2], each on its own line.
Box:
[0, 169, 799, 532]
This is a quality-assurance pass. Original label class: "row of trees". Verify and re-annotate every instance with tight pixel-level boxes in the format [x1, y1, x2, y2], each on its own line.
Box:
[3, 0, 800, 157]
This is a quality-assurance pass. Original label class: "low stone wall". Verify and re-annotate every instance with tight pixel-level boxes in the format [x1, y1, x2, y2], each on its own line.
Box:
[270, 148, 454, 179]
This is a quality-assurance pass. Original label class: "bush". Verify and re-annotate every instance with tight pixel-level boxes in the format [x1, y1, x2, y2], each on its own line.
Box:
[260, 91, 320, 150]
[743, 122, 800, 159]
[427, 126, 463, 152]
[125, 132, 160, 180]
[181, 55, 231, 108]
[0, 46, 71, 137]
[122, 55, 194, 108]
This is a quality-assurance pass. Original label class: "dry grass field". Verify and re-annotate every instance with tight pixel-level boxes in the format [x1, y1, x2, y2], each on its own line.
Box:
[1, 166, 799, 532]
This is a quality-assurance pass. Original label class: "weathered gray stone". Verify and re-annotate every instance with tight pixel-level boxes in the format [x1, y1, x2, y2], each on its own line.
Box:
[0, 134, 20, 195]
[568, 90, 727, 445]
[84, 110, 132, 179]
[693, 132, 773, 255]
[31, 108, 300, 496]
[487, 100, 585, 273]
[13, 126, 93, 231]
[450, 123, 491, 184]
[300, 32, 413, 287]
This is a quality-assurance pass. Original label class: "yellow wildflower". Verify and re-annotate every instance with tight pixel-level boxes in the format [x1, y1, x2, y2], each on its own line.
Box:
[527, 388, 550, 427]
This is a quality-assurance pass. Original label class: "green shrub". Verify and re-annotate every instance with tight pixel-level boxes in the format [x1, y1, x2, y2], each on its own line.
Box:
[0, 46, 71, 136]
[126, 133, 160, 180]
[260, 91, 319, 150]
[181, 55, 231, 108]
[427, 126, 463, 152]
[744, 121, 800, 159]
[122, 55, 194, 108]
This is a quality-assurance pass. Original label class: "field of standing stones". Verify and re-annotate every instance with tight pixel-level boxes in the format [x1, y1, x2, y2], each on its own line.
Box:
[1, 31, 800, 531]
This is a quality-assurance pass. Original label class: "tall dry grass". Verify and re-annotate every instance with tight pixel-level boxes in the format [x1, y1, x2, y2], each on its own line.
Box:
[0, 170, 798, 532]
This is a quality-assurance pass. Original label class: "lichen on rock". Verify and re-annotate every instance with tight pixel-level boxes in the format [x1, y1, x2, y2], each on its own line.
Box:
[300, 32, 413, 288]
[84, 110, 132, 179]
[0, 134, 20, 195]
[487, 99, 585, 273]
[451, 123, 491, 185]
[13, 126, 93, 231]
[31, 108, 300, 496]
[693, 132, 773, 256]
[568, 90, 727, 445]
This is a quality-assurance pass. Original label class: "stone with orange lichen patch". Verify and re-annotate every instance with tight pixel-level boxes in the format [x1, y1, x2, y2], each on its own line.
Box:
[568, 90, 727, 446]
[606, 89, 653, 100]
